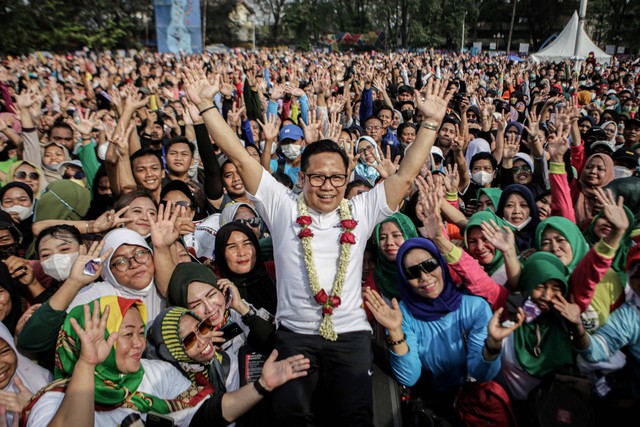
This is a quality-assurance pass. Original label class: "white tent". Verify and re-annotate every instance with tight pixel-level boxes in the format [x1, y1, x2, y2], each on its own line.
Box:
[530, 11, 611, 63]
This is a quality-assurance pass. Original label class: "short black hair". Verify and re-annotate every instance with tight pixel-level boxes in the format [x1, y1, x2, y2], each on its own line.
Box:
[345, 178, 373, 195]
[470, 152, 498, 170]
[300, 139, 349, 172]
[376, 105, 394, 116]
[273, 171, 293, 189]
[36, 224, 82, 254]
[130, 148, 163, 167]
[397, 122, 418, 137]
[363, 115, 383, 127]
[49, 122, 73, 137]
[165, 136, 195, 155]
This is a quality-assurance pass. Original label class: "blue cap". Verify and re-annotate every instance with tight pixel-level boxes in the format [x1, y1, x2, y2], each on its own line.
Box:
[278, 124, 304, 143]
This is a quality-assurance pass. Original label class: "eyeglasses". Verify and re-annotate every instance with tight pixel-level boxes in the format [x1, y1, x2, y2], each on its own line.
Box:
[356, 145, 375, 155]
[513, 165, 532, 174]
[304, 173, 348, 188]
[404, 258, 440, 280]
[110, 249, 152, 272]
[14, 171, 39, 180]
[160, 200, 192, 210]
[182, 318, 215, 350]
[365, 126, 382, 132]
[236, 217, 261, 228]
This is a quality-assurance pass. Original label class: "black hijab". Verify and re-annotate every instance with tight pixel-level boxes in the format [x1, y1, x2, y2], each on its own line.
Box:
[214, 222, 276, 315]
[0, 262, 23, 334]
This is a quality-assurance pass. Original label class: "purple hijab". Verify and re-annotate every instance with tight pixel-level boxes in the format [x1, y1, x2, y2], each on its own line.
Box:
[396, 238, 463, 322]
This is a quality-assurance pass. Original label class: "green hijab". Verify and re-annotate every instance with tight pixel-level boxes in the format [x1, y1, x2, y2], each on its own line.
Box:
[373, 213, 418, 300]
[465, 210, 507, 277]
[476, 187, 503, 213]
[168, 262, 221, 308]
[514, 252, 575, 377]
[583, 206, 635, 285]
[34, 179, 91, 221]
[535, 217, 589, 274]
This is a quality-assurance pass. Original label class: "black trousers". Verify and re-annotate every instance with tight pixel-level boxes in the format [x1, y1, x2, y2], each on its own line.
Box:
[272, 327, 374, 427]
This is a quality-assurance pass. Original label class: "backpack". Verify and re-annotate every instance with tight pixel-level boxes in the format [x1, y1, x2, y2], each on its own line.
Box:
[454, 380, 517, 427]
[528, 372, 595, 427]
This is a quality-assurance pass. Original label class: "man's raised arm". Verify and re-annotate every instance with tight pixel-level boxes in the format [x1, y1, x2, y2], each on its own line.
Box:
[182, 65, 263, 195]
[384, 78, 452, 211]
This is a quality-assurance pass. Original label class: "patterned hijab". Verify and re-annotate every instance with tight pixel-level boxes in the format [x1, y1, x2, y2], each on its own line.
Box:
[373, 213, 418, 300]
[24, 296, 211, 419]
[396, 238, 463, 322]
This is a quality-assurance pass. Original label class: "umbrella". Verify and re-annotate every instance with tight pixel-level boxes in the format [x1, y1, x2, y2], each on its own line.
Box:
[508, 55, 525, 62]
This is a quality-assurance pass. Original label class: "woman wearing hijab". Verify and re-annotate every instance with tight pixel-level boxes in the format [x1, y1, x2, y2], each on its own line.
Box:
[600, 120, 618, 147]
[3, 160, 47, 199]
[363, 213, 416, 301]
[0, 321, 52, 425]
[364, 237, 519, 423]
[146, 306, 309, 427]
[571, 153, 615, 230]
[353, 136, 384, 186]
[24, 297, 214, 426]
[476, 188, 502, 213]
[496, 184, 540, 251]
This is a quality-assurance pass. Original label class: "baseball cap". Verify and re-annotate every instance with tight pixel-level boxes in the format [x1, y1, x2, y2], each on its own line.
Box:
[278, 124, 304, 143]
[431, 146, 444, 159]
[57, 159, 84, 172]
[589, 140, 615, 154]
[613, 147, 639, 165]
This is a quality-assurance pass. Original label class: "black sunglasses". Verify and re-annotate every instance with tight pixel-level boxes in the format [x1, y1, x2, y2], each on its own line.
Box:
[236, 217, 261, 228]
[404, 258, 440, 280]
[14, 171, 39, 180]
[182, 318, 215, 350]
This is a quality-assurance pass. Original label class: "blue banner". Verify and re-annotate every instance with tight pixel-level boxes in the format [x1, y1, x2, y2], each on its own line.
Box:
[154, 0, 202, 53]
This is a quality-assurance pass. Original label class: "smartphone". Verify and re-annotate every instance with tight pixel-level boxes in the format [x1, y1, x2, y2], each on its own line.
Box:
[220, 322, 243, 343]
[225, 288, 233, 309]
[146, 412, 174, 427]
[500, 292, 525, 325]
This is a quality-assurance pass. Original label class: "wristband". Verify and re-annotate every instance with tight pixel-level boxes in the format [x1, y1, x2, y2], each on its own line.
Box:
[199, 105, 216, 115]
[386, 334, 406, 346]
[254, 378, 271, 396]
[484, 340, 501, 356]
[421, 121, 439, 131]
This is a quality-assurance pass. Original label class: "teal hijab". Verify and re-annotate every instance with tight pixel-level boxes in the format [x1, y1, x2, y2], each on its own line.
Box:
[535, 217, 589, 274]
[465, 210, 508, 277]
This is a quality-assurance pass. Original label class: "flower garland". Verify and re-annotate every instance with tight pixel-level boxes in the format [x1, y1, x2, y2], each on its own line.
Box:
[296, 194, 357, 341]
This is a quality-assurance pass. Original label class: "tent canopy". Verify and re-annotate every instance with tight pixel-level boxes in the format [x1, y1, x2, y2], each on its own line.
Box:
[530, 11, 611, 64]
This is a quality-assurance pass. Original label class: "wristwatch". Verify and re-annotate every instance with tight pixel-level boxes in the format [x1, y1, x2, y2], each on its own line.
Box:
[241, 306, 256, 322]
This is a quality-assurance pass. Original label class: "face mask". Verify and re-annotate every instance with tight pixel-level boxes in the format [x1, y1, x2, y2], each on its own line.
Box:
[623, 105, 633, 112]
[0, 243, 18, 260]
[259, 140, 278, 155]
[471, 171, 494, 186]
[614, 165, 632, 179]
[505, 216, 532, 231]
[44, 162, 61, 172]
[280, 143, 301, 160]
[41, 252, 79, 282]
[97, 142, 109, 161]
[401, 110, 414, 121]
[3, 205, 33, 221]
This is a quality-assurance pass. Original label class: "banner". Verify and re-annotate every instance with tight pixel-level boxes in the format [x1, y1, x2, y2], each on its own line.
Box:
[154, 0, 203, 53]
[320, 32, 386, 51]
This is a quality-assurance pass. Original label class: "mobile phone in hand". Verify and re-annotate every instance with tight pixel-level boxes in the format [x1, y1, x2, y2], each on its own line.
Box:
[146, 412, 174, 427]
[500, 292, 525, 326]
[220, 322, 243, 343]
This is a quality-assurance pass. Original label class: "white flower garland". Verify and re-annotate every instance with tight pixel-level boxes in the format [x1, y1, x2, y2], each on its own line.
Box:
[297, 193, 356, 341]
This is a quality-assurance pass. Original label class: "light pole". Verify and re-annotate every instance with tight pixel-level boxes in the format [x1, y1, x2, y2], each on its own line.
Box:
[461, 11, 466, 52]
[506, 0, 517, 53]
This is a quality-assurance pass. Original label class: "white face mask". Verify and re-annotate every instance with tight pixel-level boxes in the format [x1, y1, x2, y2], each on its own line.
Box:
[472, 171, 494, 186]
[280, 143, 301, 160]
[505, 216, 532, 231]
[97, 142, 109, 161]
[614, 165, 632, 179]
[259, 140, 278, 155]
[41, 252, 79, 282]
[3, 204, 33, 221]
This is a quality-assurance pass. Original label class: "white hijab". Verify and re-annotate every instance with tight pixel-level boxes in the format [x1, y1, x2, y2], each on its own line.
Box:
[0, 322, 52, 424]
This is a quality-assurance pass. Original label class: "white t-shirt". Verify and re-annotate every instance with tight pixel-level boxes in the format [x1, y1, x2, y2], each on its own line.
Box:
[26, 359, 206, 427]
[248, 169, 393, 335]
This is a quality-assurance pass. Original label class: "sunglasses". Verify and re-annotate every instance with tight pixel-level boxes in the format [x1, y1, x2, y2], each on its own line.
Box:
[513, 165, 531, 174]
[64, 171, 85, 180]
[14, 171, 39, 180]
[182, 318, 215, 350]
[236, 217, 261, 228]
[404, 258, 440, 280]
[160, 200, 192, 210]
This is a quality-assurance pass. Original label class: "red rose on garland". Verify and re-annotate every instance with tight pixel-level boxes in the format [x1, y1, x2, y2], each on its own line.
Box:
[298, 228, 314, 238]
[341, 219, 358, 230]
[296, 216, 312, 226]
[340, 231, 356, 244]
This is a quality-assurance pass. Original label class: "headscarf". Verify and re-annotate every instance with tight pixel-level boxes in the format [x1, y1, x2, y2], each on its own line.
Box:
[213, 222, 276, 314]
[0, 182, 35, 250]
[476, 187, 503, 212]
[3, 160, 47, 199]
[34, 179, 90, 222]
[600, 120, 618, 144]
[40, 142, 72, 183]
[505, 121, 524, 136]
[496, 184, 540, 251]
[373, 213, 418, 300]
[167, 262, 220, 308]
[583, 206, 635, 284]
[220, 202, 260, 226]
[145, 307, 226, 393]
[464, 138, 491, 171]
[0, 321, 52, 426]
[43, 296, 211, 414]
[354, 136, 382, 186]
[101, 229, 154, 297]
[465, 211, 509, 281]
[396, 238, 463, 322]
[86, 164, 115, 220]
[514, 252, 574, 377]
[535, 217, 589, 274]
[574, 153, 615, 230]
[0, 263, 22, 334]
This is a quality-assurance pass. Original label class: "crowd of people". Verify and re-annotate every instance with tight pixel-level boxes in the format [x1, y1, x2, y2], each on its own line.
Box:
[0, 47, 638, 426]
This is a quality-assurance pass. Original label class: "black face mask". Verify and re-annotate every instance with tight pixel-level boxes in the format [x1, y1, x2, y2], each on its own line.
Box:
[0, 243, 18, 260]
[402, 110, 414, 122]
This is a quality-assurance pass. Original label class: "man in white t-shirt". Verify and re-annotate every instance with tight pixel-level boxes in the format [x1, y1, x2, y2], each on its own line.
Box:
[182, 65, 452, 426]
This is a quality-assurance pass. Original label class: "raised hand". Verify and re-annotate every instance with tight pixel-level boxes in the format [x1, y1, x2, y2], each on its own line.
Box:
[257, 113, 279, 143]
[0, 375, 33, 417]
[480, 219, 516, 255]
[370, 145, 401, 179]
[182, 65, 219, 109]
[269, 83, 286, 101]
[551, 294, 582, 327]
[487, 307, 524, 344]
[14, 303, 41, 337]
[70, 301, 118, 366]
[443, 164, 460, 194]
[300, 110, 322, 144]
[502, 132, 520, 161]
[593, 187, 628, 233]
[546, 129, 570, 163]
[415, 174, 444, 239]
[2, 256, 35, 287]
[66, 240, 112, 288]
[92, 207, 132, 233]
[414, 77, 454, 124]
[363, 287, 403, 331]
[260, 349, 310, 391]
[149, 201, 181, 249]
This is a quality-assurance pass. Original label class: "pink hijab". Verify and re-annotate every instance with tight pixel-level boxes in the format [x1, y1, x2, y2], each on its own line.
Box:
[573, 153, 614, 230]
